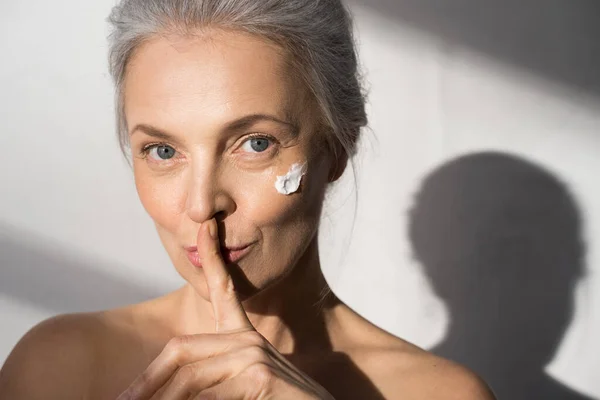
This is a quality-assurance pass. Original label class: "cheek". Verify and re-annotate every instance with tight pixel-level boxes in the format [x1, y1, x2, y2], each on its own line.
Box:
[134, 167, 186, 233]
[236, 162, 328, 231]
[132, 157, 328, 235]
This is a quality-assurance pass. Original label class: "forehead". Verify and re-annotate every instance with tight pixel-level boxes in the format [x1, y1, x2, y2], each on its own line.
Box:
[123, 30, 308, 132]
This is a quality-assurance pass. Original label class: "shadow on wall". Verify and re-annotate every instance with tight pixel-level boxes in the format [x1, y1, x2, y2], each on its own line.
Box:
[0, 223, 163, 314]
[354, 0, 600, 98]
[408, 152, 595, 400]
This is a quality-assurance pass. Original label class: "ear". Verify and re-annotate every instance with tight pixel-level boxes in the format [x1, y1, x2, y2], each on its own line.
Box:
[328, 149, 349, 183]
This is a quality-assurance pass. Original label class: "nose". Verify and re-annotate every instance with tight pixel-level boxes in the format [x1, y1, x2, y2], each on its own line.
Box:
[185, 165, 235, 224]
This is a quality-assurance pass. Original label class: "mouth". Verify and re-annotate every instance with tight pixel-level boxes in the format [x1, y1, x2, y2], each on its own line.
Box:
[185, 243, 255, 268]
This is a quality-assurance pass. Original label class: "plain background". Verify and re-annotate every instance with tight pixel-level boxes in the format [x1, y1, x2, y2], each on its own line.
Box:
[1, 1, 599, 398]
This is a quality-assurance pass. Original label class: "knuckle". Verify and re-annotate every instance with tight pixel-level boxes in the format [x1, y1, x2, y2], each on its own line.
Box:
[245, 345, 268, 362]
[174, 364, 197, 386]
[240, 330, 265, 347]
[164, 336, 190, 360]
[213, 277, 236, 297]
[166, 335, 188, 350]
[209, 276, 229, 293]
[224, 278, 236, 294]
[195, 390, 218, 400]
[247, 362, 274, 388]
[135, 369, 153, 387]
[223, 285, 238, 302]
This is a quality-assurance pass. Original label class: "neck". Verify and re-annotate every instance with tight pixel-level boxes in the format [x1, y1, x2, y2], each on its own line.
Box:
[176, 235, 341, 356]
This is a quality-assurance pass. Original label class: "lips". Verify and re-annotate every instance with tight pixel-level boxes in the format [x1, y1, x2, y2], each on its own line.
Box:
[185, 243, 254, 268]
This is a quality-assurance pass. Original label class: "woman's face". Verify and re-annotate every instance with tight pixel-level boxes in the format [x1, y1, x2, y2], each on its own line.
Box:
[124, 30, 336, 300]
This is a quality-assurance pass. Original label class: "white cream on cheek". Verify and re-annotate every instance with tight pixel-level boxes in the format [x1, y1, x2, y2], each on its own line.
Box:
[275, 162, 307, 195]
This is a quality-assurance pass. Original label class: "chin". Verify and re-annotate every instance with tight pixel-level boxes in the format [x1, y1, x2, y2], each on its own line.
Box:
[224, 261, 263, 298]
[179, 257, 287, 303]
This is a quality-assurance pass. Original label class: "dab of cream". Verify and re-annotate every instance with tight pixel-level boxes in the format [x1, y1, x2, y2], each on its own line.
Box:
[275, 163, 307, 195]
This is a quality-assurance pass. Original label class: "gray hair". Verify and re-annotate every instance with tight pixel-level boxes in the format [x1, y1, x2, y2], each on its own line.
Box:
[107, 0, 368, 163]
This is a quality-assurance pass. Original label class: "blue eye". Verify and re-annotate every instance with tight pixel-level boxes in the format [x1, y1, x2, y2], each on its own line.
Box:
[145, 144, 176, 160]
[156, 145, 175, 159]
[242, 137, 271, 153]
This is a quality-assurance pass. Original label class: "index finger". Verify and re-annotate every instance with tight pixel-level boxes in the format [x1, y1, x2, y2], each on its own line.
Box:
[198, 218, 254, 333]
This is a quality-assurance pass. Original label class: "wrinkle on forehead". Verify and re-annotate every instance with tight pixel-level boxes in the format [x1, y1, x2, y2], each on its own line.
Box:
[124, 28, 327, 159]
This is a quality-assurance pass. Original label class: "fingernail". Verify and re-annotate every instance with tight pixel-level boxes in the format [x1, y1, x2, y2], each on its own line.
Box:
[208, 220, 217, 239]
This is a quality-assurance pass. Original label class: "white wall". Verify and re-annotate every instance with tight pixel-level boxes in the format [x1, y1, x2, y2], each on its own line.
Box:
[1, 1, 599, 398]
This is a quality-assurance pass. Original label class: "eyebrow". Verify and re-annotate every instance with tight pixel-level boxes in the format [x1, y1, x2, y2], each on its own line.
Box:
[225, 114, 300, 136]
[130, 113, 300, 142]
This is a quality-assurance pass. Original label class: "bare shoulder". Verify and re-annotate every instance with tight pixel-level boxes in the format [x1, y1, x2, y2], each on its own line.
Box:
[334, 306, 496, 400]
[371, 343, 496, 400]
[0, 306, 146, 400]
[0, 312, 110, 399]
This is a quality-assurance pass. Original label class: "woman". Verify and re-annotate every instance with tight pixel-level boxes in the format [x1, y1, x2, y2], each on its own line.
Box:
[0, 0, 495, 398]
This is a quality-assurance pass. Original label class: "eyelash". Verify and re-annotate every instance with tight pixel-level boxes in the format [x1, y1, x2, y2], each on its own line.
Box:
[139, 142, 163, 156]
[242, 133, 279, 154]
[138, 133, 279, 159]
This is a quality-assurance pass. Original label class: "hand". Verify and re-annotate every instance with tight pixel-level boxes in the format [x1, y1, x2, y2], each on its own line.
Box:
[118, 219, 335, 400]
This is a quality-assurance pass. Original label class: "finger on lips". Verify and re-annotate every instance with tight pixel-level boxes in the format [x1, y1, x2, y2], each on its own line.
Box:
[118, 221, 261, 400]
[198, 219, 254, 333]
